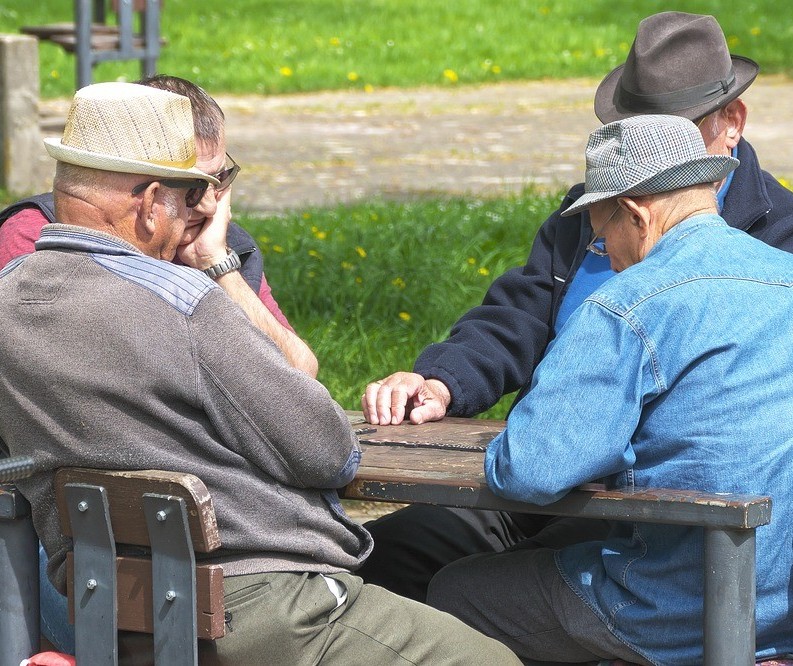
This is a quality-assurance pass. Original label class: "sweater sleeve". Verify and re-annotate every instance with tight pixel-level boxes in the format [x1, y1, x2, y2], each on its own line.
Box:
[0, 208, 48, 269]
[190, 289, 358, 489]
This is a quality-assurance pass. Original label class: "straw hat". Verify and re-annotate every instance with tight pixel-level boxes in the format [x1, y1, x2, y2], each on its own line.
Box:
[44, 82, 219, 185]
[594, 12, 759, 123]
[561, 114, 739, 217]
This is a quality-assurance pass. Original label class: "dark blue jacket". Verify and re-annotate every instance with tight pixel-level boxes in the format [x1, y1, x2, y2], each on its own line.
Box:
[0, 192, 265, 294]
[414, 138, 793, 416]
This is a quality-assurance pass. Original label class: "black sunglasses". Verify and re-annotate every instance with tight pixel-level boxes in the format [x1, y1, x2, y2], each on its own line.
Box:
[131, 178, 210, 208]
[212, 153, 241, 192]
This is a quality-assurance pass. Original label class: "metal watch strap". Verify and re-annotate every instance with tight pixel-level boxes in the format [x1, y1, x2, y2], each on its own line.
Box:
[202, 249, 241, 279]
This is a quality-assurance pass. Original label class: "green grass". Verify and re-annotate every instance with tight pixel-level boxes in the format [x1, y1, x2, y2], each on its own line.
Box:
[2, 1, 791, 98]
[237, 189, 560, 417]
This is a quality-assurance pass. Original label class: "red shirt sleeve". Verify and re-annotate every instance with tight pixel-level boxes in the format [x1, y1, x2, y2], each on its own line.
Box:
[258, 273, 295, 333]
[0, 209, 48, 269]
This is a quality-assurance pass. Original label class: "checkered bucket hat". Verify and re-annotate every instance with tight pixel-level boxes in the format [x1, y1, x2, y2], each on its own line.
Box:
[561, 114, 738, 217]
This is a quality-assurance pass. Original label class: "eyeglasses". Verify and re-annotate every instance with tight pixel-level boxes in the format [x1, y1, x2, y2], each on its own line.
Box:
[586, 204, 621, 257]
[131, 178, 210, 208]
[211, 153, 241, 192]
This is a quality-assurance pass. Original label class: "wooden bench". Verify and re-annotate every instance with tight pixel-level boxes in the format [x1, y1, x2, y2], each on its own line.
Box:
[21, 0, 163, 89]
[54, 468, 225, 665]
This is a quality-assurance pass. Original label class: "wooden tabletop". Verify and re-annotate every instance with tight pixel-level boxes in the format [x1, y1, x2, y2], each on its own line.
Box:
[343, 412, 772, 530]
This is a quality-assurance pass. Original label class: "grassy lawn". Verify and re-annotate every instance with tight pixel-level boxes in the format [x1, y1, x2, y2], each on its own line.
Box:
[237, 190, 561, 417]
[1, 1, 790, 98]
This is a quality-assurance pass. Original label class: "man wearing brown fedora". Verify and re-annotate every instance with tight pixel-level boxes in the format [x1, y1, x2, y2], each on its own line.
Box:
[0, 82, 520, 664]
[358, 11, 793, 604]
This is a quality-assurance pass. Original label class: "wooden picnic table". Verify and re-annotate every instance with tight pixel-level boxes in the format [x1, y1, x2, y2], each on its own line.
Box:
[342, 411, 770, 666]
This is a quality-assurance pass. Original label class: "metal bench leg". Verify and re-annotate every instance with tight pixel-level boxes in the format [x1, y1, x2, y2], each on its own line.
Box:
[143, 494, 198, 666]
[0, 489, 39, 666]
[703, 527, 756, 666]
[75, 0, 94, 88]
[141, 0, 161, 77]
[66, 483, 118, 666]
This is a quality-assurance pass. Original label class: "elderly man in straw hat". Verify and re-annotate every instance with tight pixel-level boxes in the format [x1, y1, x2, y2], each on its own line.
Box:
[425, 114, 793, 664]
[0, 82, 521, 665]
[359, 10, 793, 606]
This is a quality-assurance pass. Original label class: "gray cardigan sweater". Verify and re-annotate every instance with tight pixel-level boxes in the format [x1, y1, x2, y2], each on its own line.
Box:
[0, 224, 371, 591]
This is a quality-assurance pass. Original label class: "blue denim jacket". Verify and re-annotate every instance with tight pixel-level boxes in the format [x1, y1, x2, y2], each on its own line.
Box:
[486, 214, 793, 665]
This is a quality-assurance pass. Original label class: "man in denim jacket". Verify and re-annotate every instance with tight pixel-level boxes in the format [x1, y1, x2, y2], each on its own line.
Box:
[429, 114, 793, 664]
[359, 11, 793, 604]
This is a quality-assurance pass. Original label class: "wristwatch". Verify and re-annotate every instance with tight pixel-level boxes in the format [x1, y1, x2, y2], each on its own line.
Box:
[202, 249, 241, 279]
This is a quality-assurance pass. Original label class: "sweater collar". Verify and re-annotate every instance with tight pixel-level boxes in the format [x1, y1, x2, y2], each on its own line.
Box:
[36, 224, 145, 257]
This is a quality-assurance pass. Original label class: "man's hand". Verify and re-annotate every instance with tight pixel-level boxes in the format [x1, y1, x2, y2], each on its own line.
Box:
[362, 372, 451, 425]
[176, 188, 231, 270]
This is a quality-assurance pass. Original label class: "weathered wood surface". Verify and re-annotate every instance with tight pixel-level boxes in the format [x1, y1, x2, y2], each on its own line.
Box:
[343, 412, 772, 530]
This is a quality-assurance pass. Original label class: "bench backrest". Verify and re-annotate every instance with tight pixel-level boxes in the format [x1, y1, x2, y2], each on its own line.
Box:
[54, 468, 225, 665]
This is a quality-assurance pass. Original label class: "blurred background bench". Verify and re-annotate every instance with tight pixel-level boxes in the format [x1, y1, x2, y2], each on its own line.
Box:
[21, 0, 163, 90]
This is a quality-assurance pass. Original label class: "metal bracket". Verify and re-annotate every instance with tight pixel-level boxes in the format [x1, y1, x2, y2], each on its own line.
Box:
[65, 483, 118, 665]
[143, 493, 198, 666]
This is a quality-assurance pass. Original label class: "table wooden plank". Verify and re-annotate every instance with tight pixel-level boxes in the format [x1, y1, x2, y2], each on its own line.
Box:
[344, 413, 771, 530]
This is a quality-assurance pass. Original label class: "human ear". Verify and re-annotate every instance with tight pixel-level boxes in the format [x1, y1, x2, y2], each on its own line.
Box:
[619, 197, 651, 236]
[135, 182, 159, 238]
[722, 99, 747, 149]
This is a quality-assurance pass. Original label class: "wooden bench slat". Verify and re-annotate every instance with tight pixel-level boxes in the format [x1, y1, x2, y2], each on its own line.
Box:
[55, 468, 221, 553]
[66, 553, 225, 639]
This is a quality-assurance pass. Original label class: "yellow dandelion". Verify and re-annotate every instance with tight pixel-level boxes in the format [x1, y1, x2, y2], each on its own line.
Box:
[778, 177, 792, 191]
[341, 261, 354, 270]
[303, 212, 311, 219]
[308, 249, 321, 258]
[370, 212, 379, 221]
[364, 84, 374, 93]
[273, 245, 284, 253]
[329, 37, 341, 47]
[279, 66, 293, 77]
[51, 69, 60, 79]
[312, 226, 327, 240]
[491, 65, 501, 74]
[391, 277, 406, 289]
[467, 257, 476, 265]
[443, 69, 459, 83]
[399, 312, 411, 322]
[750, 26, 761, 36]
[257, 235, 271, 244]
[594, 47, 607, 58]
[347, 71, 359, 82]
[727, 35, 740, 48]
[478, 267, 490, 276]
[355, 246, 367, 258]
[355, 276, 363, 284]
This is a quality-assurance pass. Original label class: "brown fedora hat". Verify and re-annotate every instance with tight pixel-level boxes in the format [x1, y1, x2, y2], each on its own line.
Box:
[594, 12, 758, 123]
